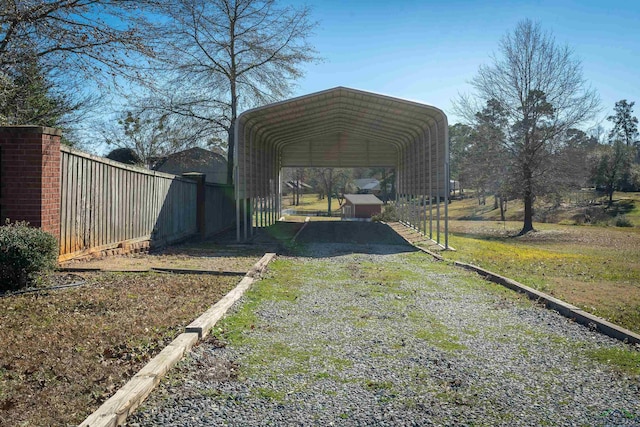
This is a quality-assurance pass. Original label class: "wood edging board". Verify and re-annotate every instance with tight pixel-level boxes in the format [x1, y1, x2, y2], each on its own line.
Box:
[384, 221, 444, 260]
[186, 252, 277, 339]
[59, 267, 246, 276]
[79, 252, 277, 427]
[290, 218, 310, 243]
[454, 261, 640, 346]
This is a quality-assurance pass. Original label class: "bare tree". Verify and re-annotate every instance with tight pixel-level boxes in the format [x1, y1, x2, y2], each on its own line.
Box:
[141, 0, 319, 184]
[457, 19, 600, 234]
[0, 1, 159, 132]
[101, 110, 205, 165]
[313, 168, 350, 216]
[0, 1, 154, 78]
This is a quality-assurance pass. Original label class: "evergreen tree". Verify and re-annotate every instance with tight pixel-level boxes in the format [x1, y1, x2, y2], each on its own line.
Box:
[0, 56, 69, 126]
[607, 100, 639, 147]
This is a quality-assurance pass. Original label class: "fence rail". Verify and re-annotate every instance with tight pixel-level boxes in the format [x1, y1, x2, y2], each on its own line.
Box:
[59, 146, 198, 259]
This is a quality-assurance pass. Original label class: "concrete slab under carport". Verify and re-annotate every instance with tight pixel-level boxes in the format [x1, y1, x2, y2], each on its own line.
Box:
[293, 221, 411, 246]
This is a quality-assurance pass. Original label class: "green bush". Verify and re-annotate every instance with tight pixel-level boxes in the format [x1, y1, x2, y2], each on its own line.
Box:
[0, 221, 58, 291]
[371, 204, 399, 222]
[613, 215, 634, 228]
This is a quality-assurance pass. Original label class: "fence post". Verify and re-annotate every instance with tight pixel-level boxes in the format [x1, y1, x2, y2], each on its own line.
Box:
[182, 172, 206, 236]
[0, 126, 61, 240]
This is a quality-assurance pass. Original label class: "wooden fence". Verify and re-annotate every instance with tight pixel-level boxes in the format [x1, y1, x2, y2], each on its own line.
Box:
[59, 146, 234, 260]
[204, 183, 236, 236]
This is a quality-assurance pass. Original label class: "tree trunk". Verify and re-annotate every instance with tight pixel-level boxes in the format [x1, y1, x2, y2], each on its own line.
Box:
[520, 192, 534, 234]
[382, 169, 388, 204]
[520, 165, 535, 234]
[227, 122, 235, 185]
[226, 74, 237, 185]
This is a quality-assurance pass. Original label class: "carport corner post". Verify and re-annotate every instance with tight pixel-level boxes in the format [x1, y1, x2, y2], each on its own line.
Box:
[235, 116, 241, 242]
[445, 120, 449, 250]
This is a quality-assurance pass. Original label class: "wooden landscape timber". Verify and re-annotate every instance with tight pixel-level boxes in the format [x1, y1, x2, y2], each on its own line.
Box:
[79, 253, 277, 427]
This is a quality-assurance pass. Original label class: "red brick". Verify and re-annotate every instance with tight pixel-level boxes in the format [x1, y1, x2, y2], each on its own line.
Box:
[0, 127, 61, 240]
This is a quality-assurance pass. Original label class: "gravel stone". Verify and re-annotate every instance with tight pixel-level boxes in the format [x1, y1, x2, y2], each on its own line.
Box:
[128, 243, 640, 426]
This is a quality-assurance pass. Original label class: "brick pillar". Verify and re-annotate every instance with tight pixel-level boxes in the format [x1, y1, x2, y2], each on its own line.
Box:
[0, 126, 62, 240]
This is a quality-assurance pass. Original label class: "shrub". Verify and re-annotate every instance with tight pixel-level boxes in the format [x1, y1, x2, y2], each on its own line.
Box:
[0, 221, 58, 291]
[371, 204, 399, 222]
[613, 215, 634, 228]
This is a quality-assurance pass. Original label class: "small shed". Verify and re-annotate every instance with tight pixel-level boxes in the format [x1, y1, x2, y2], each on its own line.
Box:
[342, 194, 384, 219]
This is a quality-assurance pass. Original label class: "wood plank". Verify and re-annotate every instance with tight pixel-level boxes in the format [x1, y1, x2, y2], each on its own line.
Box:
[98, 162, 105, 247]
[186, 253, 276, 338]
[78, 333, 198, 427]
[135, 172, 141, 238]
[68, 153, 76, 254]
[90, 157, 96, 248]
[72, 154, 80, 253]
[110, 165, 115, 245]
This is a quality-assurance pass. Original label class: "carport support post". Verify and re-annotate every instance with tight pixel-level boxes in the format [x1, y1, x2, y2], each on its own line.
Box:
[235, 117, 241, 242]
[436, 120, 441, 245]
[244, 199, 249, 241]
[421, 133, 427, 236]
[277, 168, 282, 219]
[235, 169, 240, 242]
[444, 123, 450, 249]
[429, 129, 433, 240]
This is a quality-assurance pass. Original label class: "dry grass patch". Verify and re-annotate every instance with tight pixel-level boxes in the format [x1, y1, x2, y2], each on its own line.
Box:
[62, 242, 264, 272]
[0, 271, 239, 427]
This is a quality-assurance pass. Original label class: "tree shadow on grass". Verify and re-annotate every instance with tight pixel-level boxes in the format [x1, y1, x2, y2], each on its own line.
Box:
[606, 199, 635, 216]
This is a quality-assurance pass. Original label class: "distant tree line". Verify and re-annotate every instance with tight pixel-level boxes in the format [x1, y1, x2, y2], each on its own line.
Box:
[451, 97, 639, 224]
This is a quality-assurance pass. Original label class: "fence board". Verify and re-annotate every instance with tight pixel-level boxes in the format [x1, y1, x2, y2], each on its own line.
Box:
[204, 184, 235, 236]
[59, 146, 209, 259]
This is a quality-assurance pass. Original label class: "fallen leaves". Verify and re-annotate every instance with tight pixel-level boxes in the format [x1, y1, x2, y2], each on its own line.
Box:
[0, 271, 239, 427]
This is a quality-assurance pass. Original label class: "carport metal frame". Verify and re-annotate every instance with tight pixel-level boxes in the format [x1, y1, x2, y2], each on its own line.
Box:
[234, 87, 449, 247]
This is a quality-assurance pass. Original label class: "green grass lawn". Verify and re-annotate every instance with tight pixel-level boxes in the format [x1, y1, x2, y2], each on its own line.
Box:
[283, 193, 343, 212]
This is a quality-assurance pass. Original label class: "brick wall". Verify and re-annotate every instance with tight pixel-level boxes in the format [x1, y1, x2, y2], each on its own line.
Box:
[0, 126, 62, 239]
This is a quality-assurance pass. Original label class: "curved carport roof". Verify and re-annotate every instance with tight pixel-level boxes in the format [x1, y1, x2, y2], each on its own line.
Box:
[234, 86, 449, 246]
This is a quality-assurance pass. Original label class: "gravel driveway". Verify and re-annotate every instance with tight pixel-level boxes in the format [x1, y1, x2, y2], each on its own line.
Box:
[128, 243, 640, 426]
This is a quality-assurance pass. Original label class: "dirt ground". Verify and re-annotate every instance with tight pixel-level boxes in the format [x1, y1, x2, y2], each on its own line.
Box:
[60, 238, 278, 273]
[0, 235, 276, 427]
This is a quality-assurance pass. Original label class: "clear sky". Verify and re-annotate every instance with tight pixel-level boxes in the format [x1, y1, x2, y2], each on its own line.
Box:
[290, 0, 639, 130]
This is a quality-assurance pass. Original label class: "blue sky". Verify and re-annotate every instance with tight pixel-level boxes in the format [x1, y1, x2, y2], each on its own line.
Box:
[291, 0, 639, 130]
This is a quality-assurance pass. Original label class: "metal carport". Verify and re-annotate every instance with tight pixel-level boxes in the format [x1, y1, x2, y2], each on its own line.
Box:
[234, 86, 449, 247]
